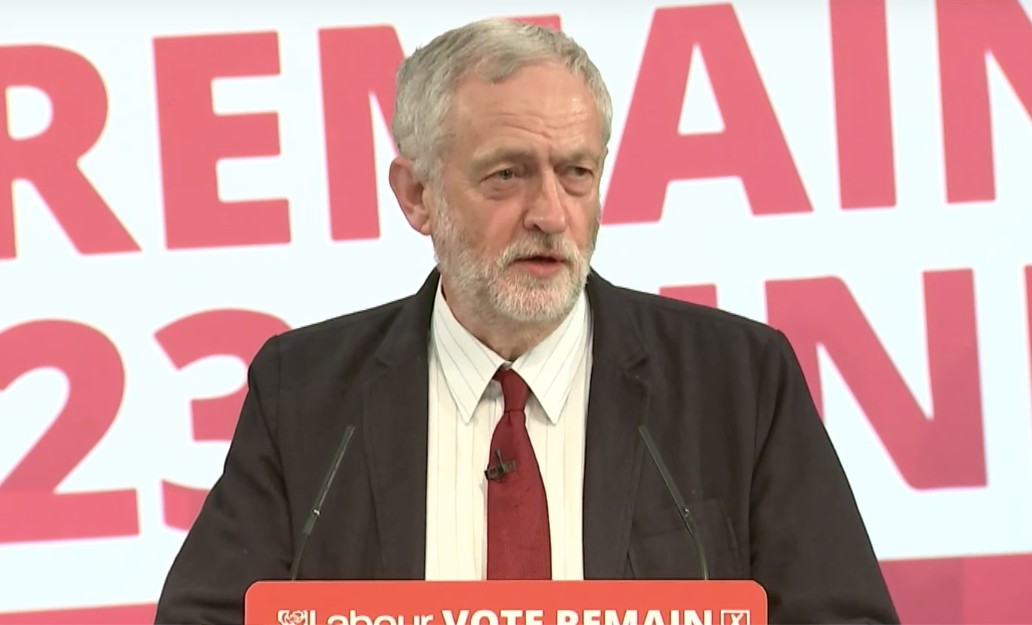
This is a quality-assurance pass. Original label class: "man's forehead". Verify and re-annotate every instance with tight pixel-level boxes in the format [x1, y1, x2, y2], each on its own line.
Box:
[449, 66, 597, 125]
[441, 67, 603, 166]
[452, 101, 603, 160]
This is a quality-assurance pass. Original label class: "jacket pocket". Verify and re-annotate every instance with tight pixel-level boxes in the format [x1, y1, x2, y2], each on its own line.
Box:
[628, 498, 744, 579]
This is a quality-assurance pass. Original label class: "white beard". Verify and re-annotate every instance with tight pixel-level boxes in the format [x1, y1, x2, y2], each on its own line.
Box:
[430, 196, 599, 325]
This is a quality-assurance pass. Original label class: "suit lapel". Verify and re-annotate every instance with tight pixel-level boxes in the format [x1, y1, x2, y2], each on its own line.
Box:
[581, 273, 651, 579]
[362, 271, 440, 579]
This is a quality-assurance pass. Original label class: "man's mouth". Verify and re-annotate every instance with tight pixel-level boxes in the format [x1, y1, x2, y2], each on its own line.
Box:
[515, 253, 565, 264]
[510, 253, 568, 276]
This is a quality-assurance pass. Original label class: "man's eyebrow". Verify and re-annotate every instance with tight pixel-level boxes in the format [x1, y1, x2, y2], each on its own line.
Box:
[471, 146, 601, 170]
[470, 147, 535, 169]
[557, 149, 602, 165]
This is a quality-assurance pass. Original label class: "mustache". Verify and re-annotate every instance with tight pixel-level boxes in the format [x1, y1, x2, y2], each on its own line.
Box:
[498, 234, 578, 265]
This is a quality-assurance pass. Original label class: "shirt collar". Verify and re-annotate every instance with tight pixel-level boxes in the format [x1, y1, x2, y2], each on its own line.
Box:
[430, 281, 592, 425]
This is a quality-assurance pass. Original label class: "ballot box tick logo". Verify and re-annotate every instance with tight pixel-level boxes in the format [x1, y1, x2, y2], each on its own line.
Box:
[720, 609, 750, 625]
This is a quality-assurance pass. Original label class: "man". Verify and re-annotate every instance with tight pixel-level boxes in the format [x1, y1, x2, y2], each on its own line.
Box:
[154, 18, 899, 625]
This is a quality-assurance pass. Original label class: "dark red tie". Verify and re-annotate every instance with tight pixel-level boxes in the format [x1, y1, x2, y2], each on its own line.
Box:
[485, 367, 552, 579]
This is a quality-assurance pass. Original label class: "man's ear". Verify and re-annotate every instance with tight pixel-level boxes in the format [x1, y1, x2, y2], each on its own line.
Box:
[389, 156, 432, 236]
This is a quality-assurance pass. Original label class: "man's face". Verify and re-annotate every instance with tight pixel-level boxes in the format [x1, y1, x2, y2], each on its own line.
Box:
[429, 62, 605, 324]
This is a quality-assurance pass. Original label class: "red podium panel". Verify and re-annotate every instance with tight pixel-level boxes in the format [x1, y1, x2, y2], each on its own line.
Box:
[245, 580, 766, 625]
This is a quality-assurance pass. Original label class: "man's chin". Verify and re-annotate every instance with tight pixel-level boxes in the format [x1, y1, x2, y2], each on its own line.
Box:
[490, 284, 579, 324]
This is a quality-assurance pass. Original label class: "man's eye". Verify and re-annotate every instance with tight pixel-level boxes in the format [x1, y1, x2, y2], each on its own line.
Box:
[493, 168, 516, 180]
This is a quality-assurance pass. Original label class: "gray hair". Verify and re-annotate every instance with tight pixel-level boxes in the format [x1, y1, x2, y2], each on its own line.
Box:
[391, 19, 613, 182]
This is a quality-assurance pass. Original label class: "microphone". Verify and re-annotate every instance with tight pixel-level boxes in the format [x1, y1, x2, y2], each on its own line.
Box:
[289, 424, 357, 581]
[484, 448, 517, 481]
[637, 424, 710, 580]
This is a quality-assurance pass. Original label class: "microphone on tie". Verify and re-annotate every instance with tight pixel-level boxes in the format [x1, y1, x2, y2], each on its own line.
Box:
[484, 448, 517, 481]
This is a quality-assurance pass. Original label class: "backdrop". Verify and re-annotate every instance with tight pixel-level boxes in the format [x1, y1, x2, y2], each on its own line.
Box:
[1, 1, 1031, 623]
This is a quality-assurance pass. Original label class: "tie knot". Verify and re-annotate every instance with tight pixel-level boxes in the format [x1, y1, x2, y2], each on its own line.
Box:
[494, 367, 530, 412]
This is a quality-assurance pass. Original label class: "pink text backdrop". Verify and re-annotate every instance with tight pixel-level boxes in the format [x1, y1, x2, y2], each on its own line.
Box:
[1, 1, 1031, 622]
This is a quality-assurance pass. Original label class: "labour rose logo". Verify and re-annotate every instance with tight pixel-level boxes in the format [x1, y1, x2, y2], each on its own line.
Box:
[277, 609, 311, 625]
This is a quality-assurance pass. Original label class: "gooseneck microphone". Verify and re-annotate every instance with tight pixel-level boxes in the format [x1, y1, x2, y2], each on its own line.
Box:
[289, 424, 357, 581]
[637, 424, 710, 580]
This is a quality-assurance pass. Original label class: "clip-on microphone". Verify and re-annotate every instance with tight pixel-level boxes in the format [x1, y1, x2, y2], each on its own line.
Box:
[484, 449, 516, 481]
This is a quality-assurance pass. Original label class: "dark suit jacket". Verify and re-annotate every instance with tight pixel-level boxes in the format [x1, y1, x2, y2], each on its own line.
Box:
[154, 269, 898, 625]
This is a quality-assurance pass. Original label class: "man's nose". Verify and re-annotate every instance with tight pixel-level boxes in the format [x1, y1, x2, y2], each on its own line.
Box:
[524, 173, 568, 234]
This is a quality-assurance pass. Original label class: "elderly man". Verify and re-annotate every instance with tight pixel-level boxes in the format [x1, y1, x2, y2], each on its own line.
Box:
[154, 18, 899, 625]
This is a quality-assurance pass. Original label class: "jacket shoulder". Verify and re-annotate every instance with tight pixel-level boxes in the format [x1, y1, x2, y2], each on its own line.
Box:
[251, 293, 417, 369]
[613, 285, 781, 345]
[284, 295, 413, 342]
[602, 284, 799, 380]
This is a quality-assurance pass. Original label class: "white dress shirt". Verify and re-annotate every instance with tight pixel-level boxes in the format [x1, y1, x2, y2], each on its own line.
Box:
[424, 282, 593, 580]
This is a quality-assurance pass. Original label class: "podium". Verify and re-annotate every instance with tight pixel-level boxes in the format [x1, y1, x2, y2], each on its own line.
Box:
[245, 580, 767, 625]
